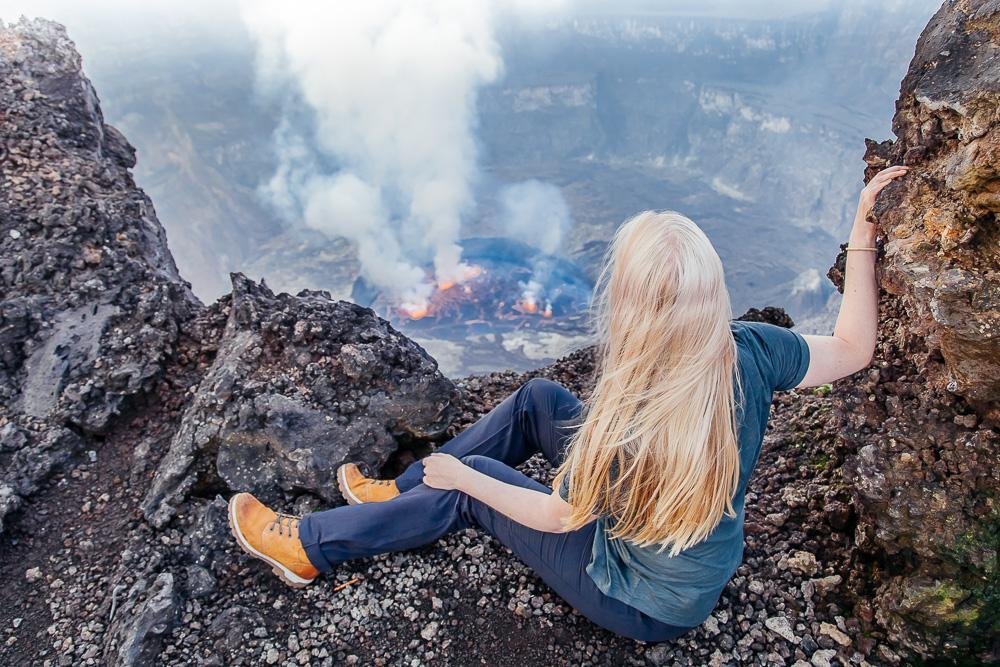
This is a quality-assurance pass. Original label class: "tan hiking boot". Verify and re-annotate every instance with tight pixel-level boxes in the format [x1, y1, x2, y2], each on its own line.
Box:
[336, 463, 400, 505]
[227, 492, 319, 588]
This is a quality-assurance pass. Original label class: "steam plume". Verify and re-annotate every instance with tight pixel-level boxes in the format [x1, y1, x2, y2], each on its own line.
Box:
[499, 180, 573, 314]
[242, 0, 512, 308]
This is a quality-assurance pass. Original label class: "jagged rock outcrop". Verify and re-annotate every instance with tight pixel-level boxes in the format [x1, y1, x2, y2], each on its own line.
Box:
[829, 1, 1000, 660]
[104, 572, 180, 667]
[0, 18, 200, 530]
[143, 273, 457, 527]
[1, 17, 462, 664]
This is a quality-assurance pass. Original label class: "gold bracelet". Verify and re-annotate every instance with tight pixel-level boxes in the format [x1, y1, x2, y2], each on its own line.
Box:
[845, 247, 877, 251]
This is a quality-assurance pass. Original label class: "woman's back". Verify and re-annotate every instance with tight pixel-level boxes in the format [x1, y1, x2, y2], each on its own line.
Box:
[568, 319, 811, 627]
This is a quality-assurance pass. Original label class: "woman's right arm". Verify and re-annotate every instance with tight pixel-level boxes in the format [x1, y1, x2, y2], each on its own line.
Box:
[796, 165, 909, 388]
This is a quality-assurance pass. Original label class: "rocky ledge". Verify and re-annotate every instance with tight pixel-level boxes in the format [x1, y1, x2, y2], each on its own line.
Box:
[0, 4, 998, 666]
[828, 0, 999, 658]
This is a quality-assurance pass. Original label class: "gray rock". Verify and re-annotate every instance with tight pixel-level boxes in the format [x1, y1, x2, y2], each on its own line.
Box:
[644, 642, 674, 666]
[142, 275, 458, 526]
[209, 606, 266, 656]
[420, 621, 439, 640]
[764, 615, 799, 644]
[184, 565, 216, 599]
[104, 573, 179, 667]
[810, 648, 838, 667]
[0, 18, 199, 534]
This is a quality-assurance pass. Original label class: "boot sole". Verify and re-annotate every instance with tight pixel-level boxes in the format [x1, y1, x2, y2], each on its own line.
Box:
[227, 494, 315, 589]
[336, 464, 365, 506]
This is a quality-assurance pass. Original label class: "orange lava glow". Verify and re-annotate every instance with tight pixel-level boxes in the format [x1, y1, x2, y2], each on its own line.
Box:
[518, 299, 539, 314]
[401, 304, 431, 320]
[400, 264, 488, 320]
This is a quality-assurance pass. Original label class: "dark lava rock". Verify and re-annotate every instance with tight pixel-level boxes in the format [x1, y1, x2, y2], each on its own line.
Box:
[104, 572, 180, 667]
[142, 274, 458, 527]
[735, 307, 796, 328]
[0, 18, 200, 531]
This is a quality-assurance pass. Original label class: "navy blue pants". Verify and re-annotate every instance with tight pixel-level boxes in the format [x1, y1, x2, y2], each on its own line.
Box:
[298, 378, 694, 642]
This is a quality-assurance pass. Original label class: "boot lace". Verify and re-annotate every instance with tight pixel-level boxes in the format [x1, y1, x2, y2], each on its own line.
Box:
[268, 512, 300, 537]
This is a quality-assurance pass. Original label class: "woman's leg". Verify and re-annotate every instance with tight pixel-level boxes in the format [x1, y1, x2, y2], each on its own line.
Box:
[298, 455, 692, 642]
[393, 378, 583, 492]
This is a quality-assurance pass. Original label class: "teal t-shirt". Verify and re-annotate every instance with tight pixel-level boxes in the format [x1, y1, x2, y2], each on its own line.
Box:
[559, 319, 811, 627]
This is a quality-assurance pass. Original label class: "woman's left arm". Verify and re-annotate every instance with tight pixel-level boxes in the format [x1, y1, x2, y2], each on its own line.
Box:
[422, 452, 584, 533]
[795, 165, 909, 388]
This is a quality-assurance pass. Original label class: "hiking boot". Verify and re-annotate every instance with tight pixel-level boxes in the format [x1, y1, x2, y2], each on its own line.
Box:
[227, 492, 319, 588]
[337, 463, 400, 505]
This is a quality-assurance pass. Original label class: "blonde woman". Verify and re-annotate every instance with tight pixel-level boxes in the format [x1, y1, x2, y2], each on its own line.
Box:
[228, 165, 908, 641]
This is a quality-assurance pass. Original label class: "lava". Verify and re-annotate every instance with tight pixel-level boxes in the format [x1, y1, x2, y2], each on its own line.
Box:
[517, 298, 539, 314]
[401, 303, 431, 320]
[357, 238, 594, 329]
[400, 265, 488, 320]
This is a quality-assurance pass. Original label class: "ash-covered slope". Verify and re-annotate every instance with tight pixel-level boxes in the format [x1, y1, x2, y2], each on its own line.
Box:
[829, 0, 1000, 660]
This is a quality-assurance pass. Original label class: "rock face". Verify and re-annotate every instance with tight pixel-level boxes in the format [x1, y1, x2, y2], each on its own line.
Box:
[830, 1, 1000, 659]
[142, 273, 457, 527]
[0, 19, 200, 529]
[1, 17, 460, 662]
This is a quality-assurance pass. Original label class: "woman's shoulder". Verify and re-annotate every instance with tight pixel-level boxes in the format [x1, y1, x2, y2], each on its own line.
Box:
[730, 319, 810, 393]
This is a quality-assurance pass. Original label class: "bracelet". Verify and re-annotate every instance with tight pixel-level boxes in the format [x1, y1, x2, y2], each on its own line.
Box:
[845, 247, 877, 251]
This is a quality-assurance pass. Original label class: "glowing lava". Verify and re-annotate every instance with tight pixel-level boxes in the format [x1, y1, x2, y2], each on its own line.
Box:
[400, 302, 431, 320]
[517, 298, 539, 314]
[400, 265, 486, 320]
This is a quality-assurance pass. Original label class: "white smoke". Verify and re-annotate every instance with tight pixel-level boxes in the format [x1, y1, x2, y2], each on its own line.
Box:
[241, 0, 569, 310]
[499, 179, 573, 314]
[499, 179, 572, 254]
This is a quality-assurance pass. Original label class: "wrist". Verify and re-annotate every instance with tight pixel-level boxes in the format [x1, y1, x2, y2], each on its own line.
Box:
[456, 465, 480, 494]
[850, 220, 877, 247]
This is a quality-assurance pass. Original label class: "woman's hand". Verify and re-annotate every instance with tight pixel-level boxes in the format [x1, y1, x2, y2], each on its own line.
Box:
[422, 452, 471, 491]
[857, 165, 910, 220]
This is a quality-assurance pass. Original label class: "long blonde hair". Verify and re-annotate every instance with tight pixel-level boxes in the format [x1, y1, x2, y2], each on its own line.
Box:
[552, 210, 743, 556]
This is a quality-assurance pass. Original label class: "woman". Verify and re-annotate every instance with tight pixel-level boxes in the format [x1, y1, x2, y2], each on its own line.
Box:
[228, 165, 909, 642]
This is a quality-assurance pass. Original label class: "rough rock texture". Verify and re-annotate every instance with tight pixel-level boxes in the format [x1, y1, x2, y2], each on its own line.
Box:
[828, 1, 1000, 660]
[0, 18, 200, 530]
[142, 273, 457, 528]
[104, 572, 180, 666]
[0, 17, 461, 665]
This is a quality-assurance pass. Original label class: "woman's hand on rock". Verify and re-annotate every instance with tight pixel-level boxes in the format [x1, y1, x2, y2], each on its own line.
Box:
[858, 164, 910, 219]
[422, 452, 471, 491]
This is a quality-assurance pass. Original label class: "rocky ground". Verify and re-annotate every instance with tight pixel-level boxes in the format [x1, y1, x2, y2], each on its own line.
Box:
[0, 340, 883, 667]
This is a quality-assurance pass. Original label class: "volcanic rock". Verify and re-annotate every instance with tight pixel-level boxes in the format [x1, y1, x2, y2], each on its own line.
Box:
[827, 1, 1000, 660]
[104, 572, 180, 667]
[142, 273, 458, 527]
[0, 18, 200, 530]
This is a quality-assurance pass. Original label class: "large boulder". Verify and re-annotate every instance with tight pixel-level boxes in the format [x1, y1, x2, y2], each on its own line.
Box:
[829, 1, 1000, 660]
[142, 274, 458, 527]
[0, 18, 200, 530]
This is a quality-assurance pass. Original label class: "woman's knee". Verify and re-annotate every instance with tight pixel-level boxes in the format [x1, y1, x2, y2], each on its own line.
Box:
[518, 377, 570, 410]
[459, 454, 499, 473]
